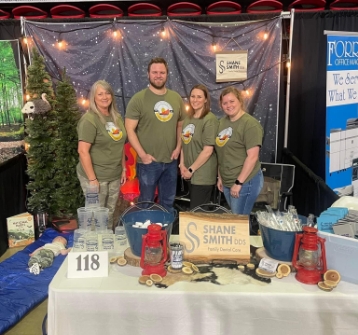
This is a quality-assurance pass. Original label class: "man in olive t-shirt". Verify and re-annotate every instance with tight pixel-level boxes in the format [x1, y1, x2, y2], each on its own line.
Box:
[125, 57, 185, 214]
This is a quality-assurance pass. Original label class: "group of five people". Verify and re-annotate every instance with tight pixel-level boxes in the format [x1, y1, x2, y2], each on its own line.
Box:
[76, 57, 264, 229]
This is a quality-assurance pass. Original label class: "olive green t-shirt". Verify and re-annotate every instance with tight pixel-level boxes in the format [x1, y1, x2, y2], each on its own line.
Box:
[181, 112, 218, 185]
[125, 88, 185, 163]
[77, 111, 127, 182]
[215, 113, 263, 187]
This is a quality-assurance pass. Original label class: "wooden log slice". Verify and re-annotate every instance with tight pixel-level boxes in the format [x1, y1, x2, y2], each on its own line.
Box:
[124, 247, 141, 267]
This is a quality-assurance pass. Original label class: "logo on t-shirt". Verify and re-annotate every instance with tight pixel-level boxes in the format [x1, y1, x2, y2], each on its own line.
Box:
[181, 124, 195, 144]
[105, 122, 123, 141]
[154, 101, 174, 122]
[216, 127, 232, 147]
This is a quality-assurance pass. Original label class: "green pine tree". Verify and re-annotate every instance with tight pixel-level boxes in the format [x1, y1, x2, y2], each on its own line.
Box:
[25, 48, 57, 214]
[52, 69, 84, 217]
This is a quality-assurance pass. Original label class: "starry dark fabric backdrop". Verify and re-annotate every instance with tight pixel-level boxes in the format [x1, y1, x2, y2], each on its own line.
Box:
[23, 18, 281, 162]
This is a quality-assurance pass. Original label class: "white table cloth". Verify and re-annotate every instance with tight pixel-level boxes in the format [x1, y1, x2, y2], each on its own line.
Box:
[48, 237, 358, 335]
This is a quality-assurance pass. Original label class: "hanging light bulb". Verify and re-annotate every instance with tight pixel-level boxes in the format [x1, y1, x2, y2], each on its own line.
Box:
[26, 94, 30, 101]
[82, 98, 86, 106]
[286, 60, 291, 68]
[113, 30, 121, 39]
[185, 104, 190, 112]
[24, 142, 30, 152]
[245, 89, 250, 96]
[263, 32, 268, 40]
[212, 42, 217, 52]
[160, 27, 166, 38]
[23, 37, 28, 45]
[57, 39, 64, 49]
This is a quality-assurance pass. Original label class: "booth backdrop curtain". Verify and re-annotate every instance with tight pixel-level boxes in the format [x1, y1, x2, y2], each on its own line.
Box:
[24, 18, 282, 162]
[287, 11, 358, 215]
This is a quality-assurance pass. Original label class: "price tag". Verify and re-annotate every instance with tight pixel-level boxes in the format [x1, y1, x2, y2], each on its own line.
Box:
[259, 257, 279, 273]
[67, 251, 109, 278]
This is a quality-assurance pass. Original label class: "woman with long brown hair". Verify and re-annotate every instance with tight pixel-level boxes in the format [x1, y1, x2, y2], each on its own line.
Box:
[180, 84, 218, 209]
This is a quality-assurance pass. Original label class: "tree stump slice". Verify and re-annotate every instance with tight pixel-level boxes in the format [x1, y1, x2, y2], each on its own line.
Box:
[124, 248, 141, 267]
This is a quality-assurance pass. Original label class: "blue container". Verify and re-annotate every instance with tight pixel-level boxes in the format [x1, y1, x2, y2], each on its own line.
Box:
[122, 210, 174, 257]
[259, 223, 303, 262]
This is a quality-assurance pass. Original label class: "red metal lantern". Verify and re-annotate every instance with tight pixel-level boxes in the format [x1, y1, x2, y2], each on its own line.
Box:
[140, 224, 168, 277]
[292, 226, 327, 284]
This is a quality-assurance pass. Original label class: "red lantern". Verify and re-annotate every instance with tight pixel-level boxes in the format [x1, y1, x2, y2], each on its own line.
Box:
[140, 224, 167, 277]
[292, 226, 327, 284]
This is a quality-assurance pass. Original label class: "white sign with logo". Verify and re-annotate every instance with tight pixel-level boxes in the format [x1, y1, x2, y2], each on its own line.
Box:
[67, 251, 108, 278]
[215, 51, 248, 83]
[179, 212, 250, 263]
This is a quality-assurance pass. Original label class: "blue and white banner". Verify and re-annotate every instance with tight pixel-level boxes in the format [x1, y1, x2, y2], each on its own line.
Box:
[326, 32, 358, 196]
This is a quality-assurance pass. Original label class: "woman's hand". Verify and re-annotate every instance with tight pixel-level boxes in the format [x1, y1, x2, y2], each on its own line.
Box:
[89, 179, 100, 191]
[181, 168, 192, 180]
[120, 170, 127, 185]
[217, 177, 223, 192]
[230, 184, 241, 198]
[180, 164, 186, 177]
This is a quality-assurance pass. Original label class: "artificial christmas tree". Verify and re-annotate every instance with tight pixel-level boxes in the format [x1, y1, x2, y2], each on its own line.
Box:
[52, 69, 84, 217]
[24, 48, 57, 214]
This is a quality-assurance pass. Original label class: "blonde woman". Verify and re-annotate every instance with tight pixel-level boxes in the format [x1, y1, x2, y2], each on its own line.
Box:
[77, 80, 127, 228]
[215, 86, 263, 215]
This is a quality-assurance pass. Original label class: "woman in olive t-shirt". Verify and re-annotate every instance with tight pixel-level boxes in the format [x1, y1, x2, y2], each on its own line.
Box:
[215, 86, 264, 215]
[180, 84, 218, 209]
[77, 80, 127, 229]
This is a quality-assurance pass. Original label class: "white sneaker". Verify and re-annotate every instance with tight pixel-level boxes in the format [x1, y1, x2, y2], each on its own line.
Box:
[29, 263, 41, 275]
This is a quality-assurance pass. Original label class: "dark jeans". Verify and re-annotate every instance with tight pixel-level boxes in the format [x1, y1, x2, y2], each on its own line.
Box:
[137, 160, 178, 215]
[189, 183, 215, 210]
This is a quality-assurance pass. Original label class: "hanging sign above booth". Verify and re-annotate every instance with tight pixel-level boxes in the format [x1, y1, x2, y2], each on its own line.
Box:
[215, 50, 248, 83]
[179, 212, 250, 264]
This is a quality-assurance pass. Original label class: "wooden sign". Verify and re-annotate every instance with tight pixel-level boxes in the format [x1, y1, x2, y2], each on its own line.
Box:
[215, 50, 248, 83]
[179, 212, 250, 264]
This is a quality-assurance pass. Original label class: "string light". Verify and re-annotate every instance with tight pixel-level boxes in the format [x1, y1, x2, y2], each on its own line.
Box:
[23, 37, 28, 45]
[286, 60, 291, 68]
[26, 94, 30, 101]
[57, 39, 64, 49]
[185, 104, 190, 112]
[112, 30, 122, 40]
[245, 89, 250, 96]
[212, 42, 217, 52]
[263, 32, 268, 40]
[160, 27, 166, 38]
[24, 142, 30, 152]
[80, 95, 88, 107]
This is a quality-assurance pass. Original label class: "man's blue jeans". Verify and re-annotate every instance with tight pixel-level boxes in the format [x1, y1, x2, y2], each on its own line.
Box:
[137, 160, 178, 215]
[223, 169, 264, 215]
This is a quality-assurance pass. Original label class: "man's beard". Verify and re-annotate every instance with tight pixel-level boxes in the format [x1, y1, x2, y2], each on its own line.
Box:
[149, 78, 166, 90]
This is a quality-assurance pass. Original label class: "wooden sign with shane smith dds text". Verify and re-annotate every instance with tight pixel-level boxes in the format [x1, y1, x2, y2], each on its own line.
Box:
[179, 212, 250, 264]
